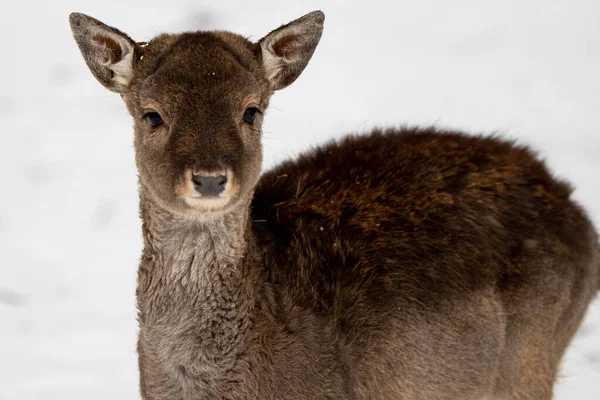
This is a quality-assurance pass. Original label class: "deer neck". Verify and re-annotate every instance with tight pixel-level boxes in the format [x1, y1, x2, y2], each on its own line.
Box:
[136, 188, 259, 366]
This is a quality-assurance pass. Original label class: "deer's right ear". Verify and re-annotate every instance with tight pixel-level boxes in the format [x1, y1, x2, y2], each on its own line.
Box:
[69, 13, 136, 94]
[258, 11, 324, 91]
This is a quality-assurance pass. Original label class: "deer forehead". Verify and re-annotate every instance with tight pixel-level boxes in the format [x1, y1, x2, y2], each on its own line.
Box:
[133, 33, 264, 92]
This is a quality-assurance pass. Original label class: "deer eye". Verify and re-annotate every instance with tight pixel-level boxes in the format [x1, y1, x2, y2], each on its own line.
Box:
[144, 112, 164, 128]
[242, 107, 260, 124]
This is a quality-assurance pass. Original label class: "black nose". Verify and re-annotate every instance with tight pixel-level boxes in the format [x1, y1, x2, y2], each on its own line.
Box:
[192, 174, 227, 197]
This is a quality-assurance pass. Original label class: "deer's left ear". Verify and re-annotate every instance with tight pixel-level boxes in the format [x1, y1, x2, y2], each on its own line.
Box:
[258, 11, 324, 91]
[69, 13, 136, 94]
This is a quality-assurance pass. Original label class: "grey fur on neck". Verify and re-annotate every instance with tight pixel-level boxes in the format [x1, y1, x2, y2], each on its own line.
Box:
[136, 189, 258, 387]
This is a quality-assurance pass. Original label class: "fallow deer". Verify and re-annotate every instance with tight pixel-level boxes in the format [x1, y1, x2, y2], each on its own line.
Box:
[69, 10, 599, 400]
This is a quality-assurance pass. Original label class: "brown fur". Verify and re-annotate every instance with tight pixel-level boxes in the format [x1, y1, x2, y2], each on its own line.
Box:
[70, 11, 599, 400]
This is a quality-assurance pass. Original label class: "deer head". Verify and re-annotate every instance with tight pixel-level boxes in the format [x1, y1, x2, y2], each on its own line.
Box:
[69, 11, 324, 217]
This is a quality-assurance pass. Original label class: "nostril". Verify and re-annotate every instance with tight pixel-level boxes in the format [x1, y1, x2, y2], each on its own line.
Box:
[192, 174, 203, 187]
[191, 174, 228, 196]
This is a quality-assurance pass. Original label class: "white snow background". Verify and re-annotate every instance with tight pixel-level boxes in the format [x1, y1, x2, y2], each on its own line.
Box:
[1, 0, 599, 398]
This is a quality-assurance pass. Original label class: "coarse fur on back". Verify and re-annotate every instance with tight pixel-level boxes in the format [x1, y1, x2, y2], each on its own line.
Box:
[69, 11, 600, 400]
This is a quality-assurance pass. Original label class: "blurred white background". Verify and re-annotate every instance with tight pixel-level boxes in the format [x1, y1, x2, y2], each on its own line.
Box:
[1, 0, 599, 398]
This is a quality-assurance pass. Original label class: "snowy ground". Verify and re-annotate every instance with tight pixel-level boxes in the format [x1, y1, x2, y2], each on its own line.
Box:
[1, 0, 599, 398]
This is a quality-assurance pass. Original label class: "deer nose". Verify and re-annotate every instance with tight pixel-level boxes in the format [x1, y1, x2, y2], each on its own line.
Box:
[192, 173, 227, 197]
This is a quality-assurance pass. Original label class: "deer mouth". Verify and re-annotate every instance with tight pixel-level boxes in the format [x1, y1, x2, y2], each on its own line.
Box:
[182, 194, 233, 211]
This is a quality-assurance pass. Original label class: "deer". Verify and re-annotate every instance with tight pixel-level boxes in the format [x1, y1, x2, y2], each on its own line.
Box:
[69, 10, 599, 400]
